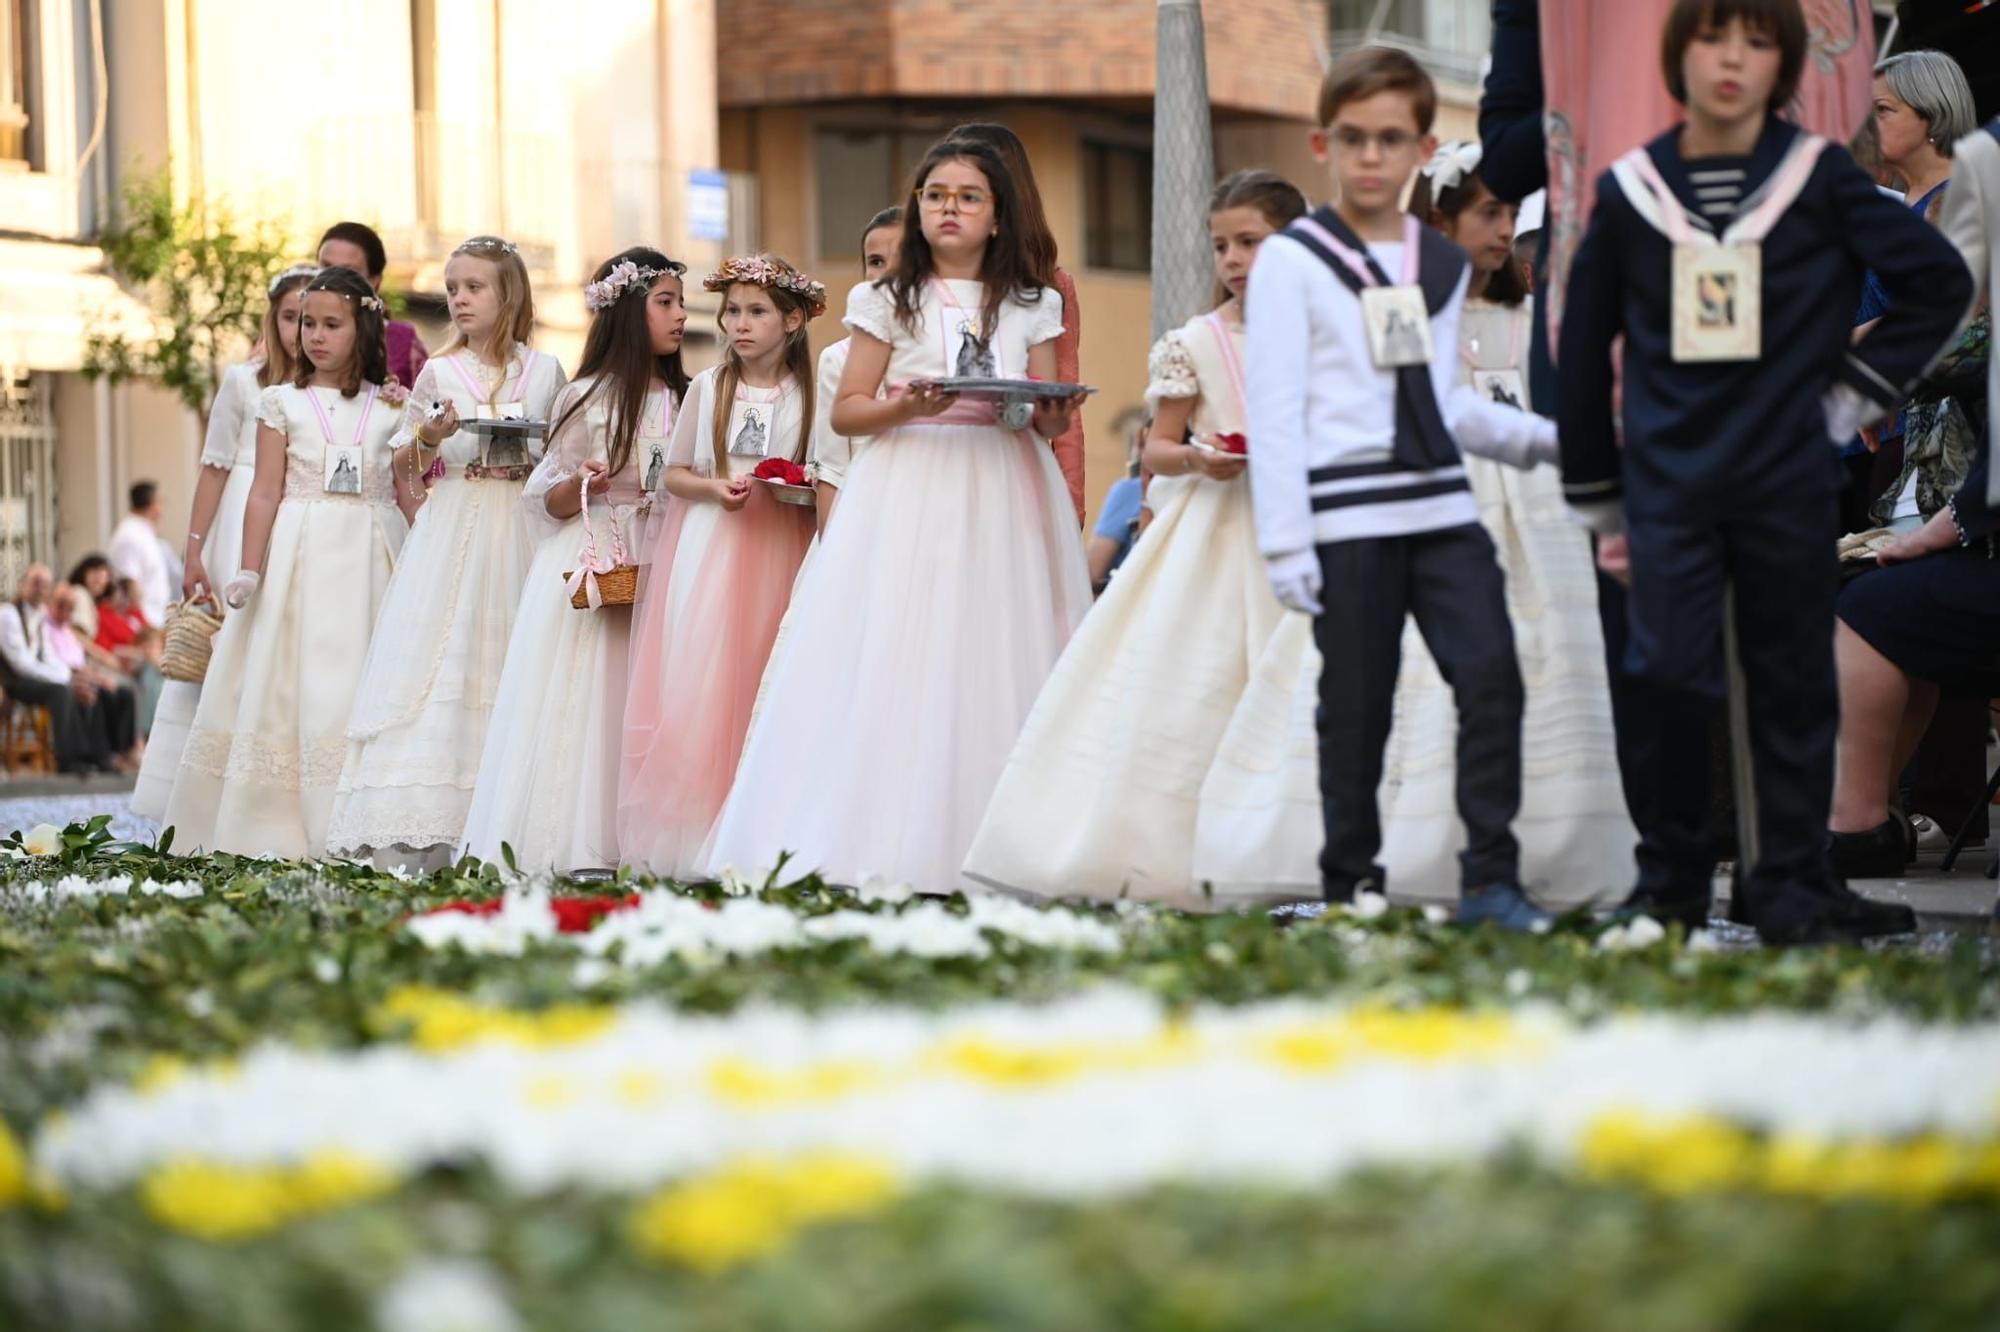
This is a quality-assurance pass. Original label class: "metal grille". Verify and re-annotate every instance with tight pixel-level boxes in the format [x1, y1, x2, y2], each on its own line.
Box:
[0, 375, 58, 592]
[1152, 0, 1216, 341]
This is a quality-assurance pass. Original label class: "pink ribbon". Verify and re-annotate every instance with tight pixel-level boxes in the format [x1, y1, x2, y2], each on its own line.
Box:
[562, 495, 628, 610]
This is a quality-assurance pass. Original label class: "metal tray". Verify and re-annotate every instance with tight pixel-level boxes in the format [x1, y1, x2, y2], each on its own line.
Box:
[760, 478, 817, 506]
[459, 417, 548, 440]
[919, 377, 1094, 402]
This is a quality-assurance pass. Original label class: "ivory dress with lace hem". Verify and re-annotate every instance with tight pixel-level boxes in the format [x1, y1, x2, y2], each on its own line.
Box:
[162, 382, 406, 858]
[132, 359, 264, 822]
[326, 346, 568, 864]
[458, 375, 668, 873]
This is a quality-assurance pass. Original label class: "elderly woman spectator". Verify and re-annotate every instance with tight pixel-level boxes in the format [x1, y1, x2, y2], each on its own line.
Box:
[1829, 114, 1997, 883]
[1834, 50, 1992, 870]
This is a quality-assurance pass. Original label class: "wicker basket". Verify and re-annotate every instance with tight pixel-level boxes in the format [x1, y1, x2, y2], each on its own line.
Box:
[564, 563, 638, 609]
[160, 597, 224, 683]
[563, 498, 639, 609]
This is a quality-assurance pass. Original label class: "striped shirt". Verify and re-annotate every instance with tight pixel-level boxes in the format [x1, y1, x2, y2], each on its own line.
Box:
[1689, 158, 1751, 222]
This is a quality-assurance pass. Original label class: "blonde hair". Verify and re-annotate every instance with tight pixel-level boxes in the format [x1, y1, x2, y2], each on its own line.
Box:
[707, 255, 817, 476]
[257, 267, 318, 389]
[437, 235, 536, 364]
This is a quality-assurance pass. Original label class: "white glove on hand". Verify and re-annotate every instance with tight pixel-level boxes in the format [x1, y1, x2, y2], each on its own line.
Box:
[221, 570, 261, 609]
[1567, 500, 1626, 537]
[1821, 382, 1877, 448]
[1265, 549, 1324, 616]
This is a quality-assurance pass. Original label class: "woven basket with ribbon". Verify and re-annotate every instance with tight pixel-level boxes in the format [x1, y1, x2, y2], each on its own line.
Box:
[160, 596, 225, 683]
[563, 500, 638, 609]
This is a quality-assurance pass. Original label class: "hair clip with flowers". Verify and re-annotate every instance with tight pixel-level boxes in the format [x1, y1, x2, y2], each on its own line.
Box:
[584, 257, 687, 312]
[267, 263, 321, 298]
[358, 294, 387, 314]
[703, 255, 828, 320]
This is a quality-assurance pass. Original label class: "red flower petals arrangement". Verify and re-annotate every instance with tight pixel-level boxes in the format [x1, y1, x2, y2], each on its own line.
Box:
[752, 458, 810, 487]
[423, 894, 641, 934]
[1213, 432, 1248, 456]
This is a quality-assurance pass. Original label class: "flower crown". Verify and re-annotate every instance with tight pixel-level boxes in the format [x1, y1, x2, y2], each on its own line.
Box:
[267, 263, 321, 298]
[703, 256, 828, 320]
[456, 235, 521, 258]
[1422, 141, 1485, 196]
[584, 257, 686, 313]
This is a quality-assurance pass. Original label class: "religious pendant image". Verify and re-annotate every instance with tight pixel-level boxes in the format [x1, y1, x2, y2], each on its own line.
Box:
[1672, 241, 1760, 362]
[1471, 368, 1527, 411]
[729, 404, 769, 458]
[953, 318, 998, 378]
[324, 446, 362, 495]
[644, 442, 667, 493]
[1361, 286, 1433, 369]
[474, 403, 531, 469]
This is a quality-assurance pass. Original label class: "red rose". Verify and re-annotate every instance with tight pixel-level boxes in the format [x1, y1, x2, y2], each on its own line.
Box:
[1215, 432, 1249, 456]
[550, 894, 643, 933]
[752, 458, 808, 486]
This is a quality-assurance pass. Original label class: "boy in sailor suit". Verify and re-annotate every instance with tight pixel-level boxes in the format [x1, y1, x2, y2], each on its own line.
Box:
[1557, 0, 1971, 945]
[1248, 47, 1561, 929]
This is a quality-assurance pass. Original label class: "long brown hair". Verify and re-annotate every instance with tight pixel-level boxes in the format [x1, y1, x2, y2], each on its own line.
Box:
[884, 138, 1045, 341]
[549, 247, 691, 481]
[436, 235, 536, 365]
[946, 122, 1058, 286]
[1408, 167, 1529, 308]
[291, 266, 388, 395]
[706, 257, 818, 473]
[257, 265, 318, 388]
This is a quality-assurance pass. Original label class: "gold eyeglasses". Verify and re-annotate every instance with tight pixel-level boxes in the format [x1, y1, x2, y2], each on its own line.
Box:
[915, 186, 990, 212]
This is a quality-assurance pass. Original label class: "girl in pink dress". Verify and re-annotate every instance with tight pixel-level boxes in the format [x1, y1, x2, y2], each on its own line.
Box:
[618, 256, 823, 878]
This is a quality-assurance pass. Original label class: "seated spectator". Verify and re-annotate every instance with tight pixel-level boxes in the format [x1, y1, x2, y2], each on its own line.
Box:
[131, 626, 165, 733]
[1830, 115, 1998, 881]
[0, 564, 116, 774]
[1086, 418, 1151, 593]
[65, 554, 112, 642]
[46, 584, 140, 770]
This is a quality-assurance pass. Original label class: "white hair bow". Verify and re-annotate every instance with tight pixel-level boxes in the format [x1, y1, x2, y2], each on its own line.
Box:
[1423, 141, 1484, 196]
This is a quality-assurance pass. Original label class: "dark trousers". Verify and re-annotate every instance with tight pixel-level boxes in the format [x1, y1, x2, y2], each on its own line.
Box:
[1622, 498, 1838, 906]
[1312, 525, 1524, 898]
[98, 682, 137, 755]
[4, 677, 110, 771]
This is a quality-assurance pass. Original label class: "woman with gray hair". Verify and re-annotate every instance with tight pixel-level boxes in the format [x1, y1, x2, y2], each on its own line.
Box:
[1828, 46, 1989, 880]
[1873, 50, 1978, 206]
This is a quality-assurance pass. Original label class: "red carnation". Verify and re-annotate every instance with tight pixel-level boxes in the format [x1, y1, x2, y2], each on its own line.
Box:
[752, 458, 808, 486]
[1214, 432, 1249, 456]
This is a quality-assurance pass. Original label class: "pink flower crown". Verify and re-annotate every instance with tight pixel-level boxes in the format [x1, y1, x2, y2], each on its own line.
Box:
[703, 256, 828, 320]
[584, 257, 687, 313]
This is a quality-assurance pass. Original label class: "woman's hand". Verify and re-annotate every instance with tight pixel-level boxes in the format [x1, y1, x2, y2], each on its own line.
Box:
[714, 476, 753, 512]
[1876, 511, 1957, 566]
[417, 401, 461, 447]
[182, 552, 211, 602]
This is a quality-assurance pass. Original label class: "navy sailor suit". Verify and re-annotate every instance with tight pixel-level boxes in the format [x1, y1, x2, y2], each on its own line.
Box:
[1556, 118, 1972, 911]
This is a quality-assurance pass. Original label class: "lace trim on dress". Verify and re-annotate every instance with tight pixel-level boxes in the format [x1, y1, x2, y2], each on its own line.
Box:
[840, 282, 899, 345]
[180, 726, 347, 792]
[256, 384, 290, 433]
[1145, 331, 1200, 412]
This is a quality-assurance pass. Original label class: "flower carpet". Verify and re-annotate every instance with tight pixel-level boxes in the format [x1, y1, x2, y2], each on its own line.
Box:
[1, 817, 1997, 1330]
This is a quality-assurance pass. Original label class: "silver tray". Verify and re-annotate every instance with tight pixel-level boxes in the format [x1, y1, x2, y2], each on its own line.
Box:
[460, 417, 548, 440]
[919, 377, 1094, 402]
[760, 478, 817, 506]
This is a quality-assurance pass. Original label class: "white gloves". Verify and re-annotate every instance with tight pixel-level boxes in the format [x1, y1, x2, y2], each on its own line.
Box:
[1265, 549, 1324, 616]
[221, 570, 261, 609]
[1567, 500, 1626, 537]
